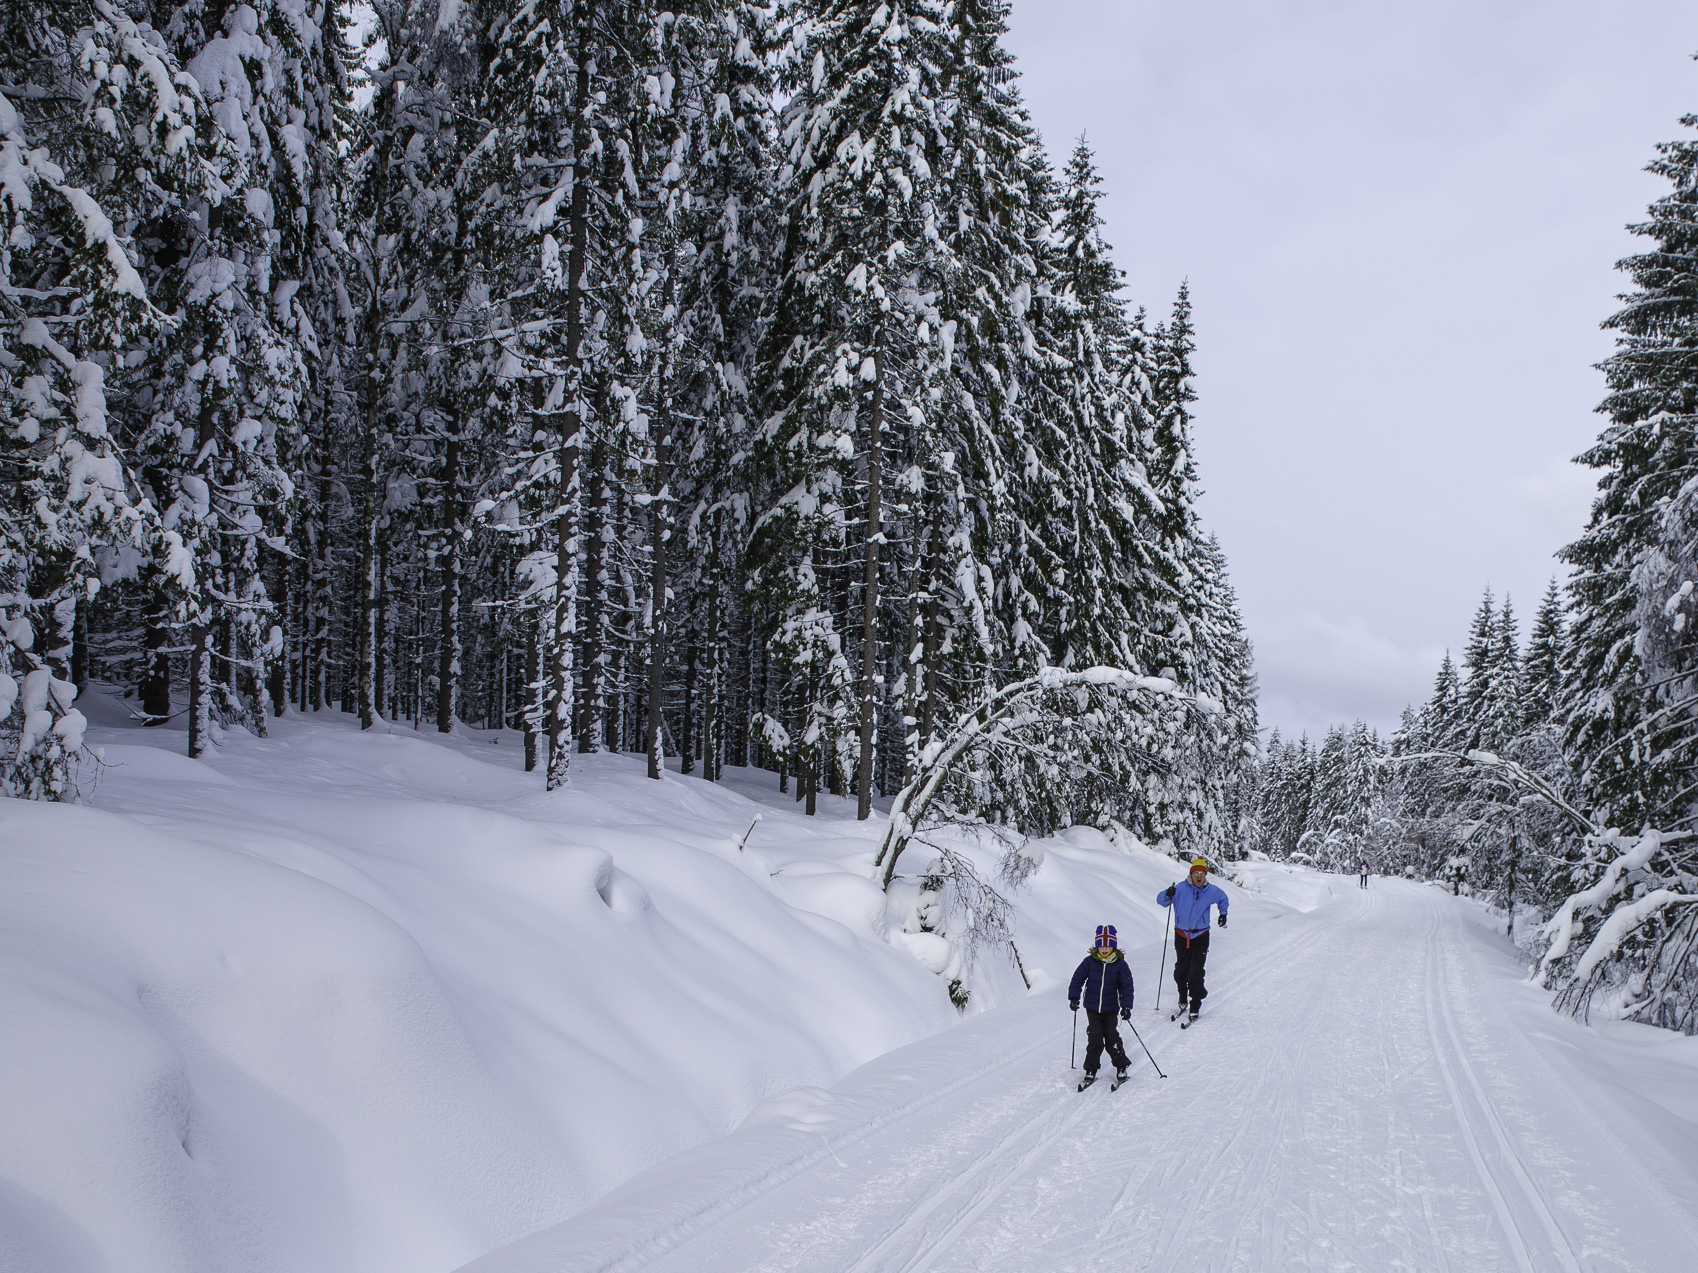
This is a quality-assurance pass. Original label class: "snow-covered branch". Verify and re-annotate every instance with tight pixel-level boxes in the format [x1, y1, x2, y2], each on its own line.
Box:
[872, 666, 1193, 889]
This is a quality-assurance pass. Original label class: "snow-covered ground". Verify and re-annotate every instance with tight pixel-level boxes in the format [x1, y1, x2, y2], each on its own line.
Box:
[1, 692, 1232, 1273]
[465, 875, 1698, 1273]
[7, 696, 1696, 1273]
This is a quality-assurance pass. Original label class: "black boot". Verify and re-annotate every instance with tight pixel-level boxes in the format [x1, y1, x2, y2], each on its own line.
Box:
[1078, 1072, 1097, 1091]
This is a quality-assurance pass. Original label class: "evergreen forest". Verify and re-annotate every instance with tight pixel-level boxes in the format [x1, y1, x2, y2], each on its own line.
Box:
[5, 1, 1697, 1034]
[0, 1, 1257, 855]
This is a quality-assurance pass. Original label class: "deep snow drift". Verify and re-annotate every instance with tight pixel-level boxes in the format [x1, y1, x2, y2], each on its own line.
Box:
[0, 691, 1230, 1273]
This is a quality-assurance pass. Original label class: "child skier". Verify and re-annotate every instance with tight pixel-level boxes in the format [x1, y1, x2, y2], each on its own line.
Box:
[1158, 857, 1229, 1025]
[1068, 924, 1134, 1089]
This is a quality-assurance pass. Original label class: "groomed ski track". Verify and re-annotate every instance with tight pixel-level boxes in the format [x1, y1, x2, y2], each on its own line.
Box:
[464, 878, 1698, 1273]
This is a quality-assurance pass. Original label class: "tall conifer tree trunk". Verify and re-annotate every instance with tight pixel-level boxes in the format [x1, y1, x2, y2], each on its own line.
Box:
[141, 567, 172, 725]
[544, 0, 597, 792]
[357, 78, 398, 732]
[580, 444, 608, 752]
[310, 463, 334, 712]
[857, 340, 885, 818]
[356, 401, 382, 729]
[648, 250, 679, 780]
[706, 573, 722, 780]
[437, 413, 462, 733]
[188, 624, 212, 758]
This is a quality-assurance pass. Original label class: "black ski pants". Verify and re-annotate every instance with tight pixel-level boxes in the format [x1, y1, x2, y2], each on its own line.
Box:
[1173, 929, 1210, 1011]
[1083, 1009, 1130, 1074]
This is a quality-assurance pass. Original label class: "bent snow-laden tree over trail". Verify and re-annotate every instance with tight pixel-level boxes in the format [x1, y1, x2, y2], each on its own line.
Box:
[872, 666, 1208, 890]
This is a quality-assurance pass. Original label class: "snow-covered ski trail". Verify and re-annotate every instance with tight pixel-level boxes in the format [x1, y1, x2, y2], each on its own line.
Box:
[464, 878, 1698, 1273]
[1422, 903, 1580, 1273]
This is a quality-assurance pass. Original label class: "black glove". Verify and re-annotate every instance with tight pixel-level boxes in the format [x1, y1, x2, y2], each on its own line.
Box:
[1120, 1007, 1131, 1022]
[1218, 913, 1227, 928]
[1165, 884, 1176, 901]
[1069, 999, 1079, 1012]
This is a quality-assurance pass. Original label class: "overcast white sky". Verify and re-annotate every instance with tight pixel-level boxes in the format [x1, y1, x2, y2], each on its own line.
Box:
[1003, 1, 1698, 742]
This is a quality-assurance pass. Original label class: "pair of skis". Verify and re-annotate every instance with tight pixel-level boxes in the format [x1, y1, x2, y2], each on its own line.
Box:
[1171, 1005, 1200, 1029]
[1077, 1071, 1128, 1093]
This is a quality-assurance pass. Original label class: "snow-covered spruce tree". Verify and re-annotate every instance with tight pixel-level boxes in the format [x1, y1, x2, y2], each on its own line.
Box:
[1533, 105, 1698, 1022]
[1383, 593, 1578, 918]
[1523, 578, 1567, 730]
[1121, 284, 1256, 857]
[344, 0, 496, 736]
[1259, 731, 1315, 859]
[1388, 671, 1465, 880]
[92, 1, 348, 731]
[1001, 137, 1184, 838]
[1386, 604, 1567, 924]
[1428, 649, 1463, 742]
[1139, 293, 1206, 854]
[1450, 587, 1523, 754]
[1189, 534, 1260, 855]
[1, 0, 214, 794]
[667, 1, 779, 783]
[270, 0, 351, 724]
[1483, 596, 1524, 749]
[1561, 106, 1698, 832]
[1458, 586, 1495, 733]
[126, 0, 336, 754]
[637, 1, 779, 779]
[1298, 722, 1386, 870]
[914, 1, 1135, 834]
[1467, 596, 1574, 928]
[1404, 592, 1525, 892]
[475, 0, 664, 788]
[755, 0, 957, 815]
[1030, 143, 1171, 681]
[1147, 286, 1203, 673]
[569, 1, 782, 769]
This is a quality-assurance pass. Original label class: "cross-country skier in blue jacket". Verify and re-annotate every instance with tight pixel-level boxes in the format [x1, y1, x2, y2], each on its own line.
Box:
[1157, 857, 1229, 1023]
[1068, 924, 1134, 1088]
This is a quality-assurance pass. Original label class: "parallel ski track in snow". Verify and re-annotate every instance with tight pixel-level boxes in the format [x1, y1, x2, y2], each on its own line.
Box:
[580, 1022, 1069, 1273]
[1116, 902, 1341, 1273]
[1084, 882, 1401, 1273]
[1423, 898, 1584, 1273]
[833, 909, 1325, 1273]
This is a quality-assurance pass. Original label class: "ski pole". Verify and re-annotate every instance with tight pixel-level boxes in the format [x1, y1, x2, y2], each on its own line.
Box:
[1070, 1005, 1078, 1069]
[1154, 903, 1172, 1013]
[1124, 1017, 1167, 1079]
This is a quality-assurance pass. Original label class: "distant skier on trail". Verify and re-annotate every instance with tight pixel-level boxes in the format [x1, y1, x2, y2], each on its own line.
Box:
[1157, 858, 1228, 1025]
[1359, 860, 1369, 889]
[1068, 925, 1134, 1089]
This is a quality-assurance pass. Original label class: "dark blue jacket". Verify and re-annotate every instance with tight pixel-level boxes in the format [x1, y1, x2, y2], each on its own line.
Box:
[1157, 879, 1230, 936]
[1069, 951, 1134, 1013]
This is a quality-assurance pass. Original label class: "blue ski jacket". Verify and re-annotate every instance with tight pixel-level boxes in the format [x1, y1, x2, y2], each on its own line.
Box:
[1158, 879, 1230, 936]
[1069, 951, 1135, 1013]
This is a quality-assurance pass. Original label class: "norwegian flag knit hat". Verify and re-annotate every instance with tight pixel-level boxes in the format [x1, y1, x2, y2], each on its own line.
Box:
[1094, 924, 1118, 949]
